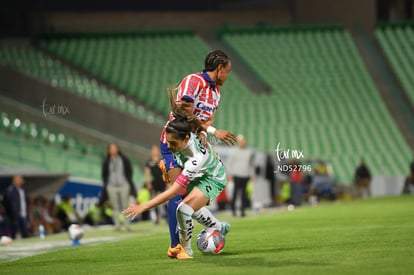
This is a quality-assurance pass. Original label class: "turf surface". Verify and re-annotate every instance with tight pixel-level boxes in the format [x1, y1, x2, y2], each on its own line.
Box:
[1, 196, 413, 275]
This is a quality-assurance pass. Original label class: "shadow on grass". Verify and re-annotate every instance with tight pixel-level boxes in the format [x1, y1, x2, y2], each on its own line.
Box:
[197, 247, 330, 268]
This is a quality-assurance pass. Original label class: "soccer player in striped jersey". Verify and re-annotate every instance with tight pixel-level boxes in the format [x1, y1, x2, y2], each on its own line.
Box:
[123, 111, 231, 259]
[159, 50, 236, 258]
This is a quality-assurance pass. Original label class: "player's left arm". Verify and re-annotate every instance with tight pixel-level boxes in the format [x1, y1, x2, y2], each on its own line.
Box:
[201, 110, 237, 145]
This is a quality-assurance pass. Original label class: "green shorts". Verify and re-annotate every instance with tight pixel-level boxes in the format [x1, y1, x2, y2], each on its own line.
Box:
[186, 175, 226, 200]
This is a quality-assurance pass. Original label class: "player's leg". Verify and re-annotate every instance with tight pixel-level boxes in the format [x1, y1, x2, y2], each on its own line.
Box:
[176, 187, 209, 259]
[160, 141, 183, 257]
[191, 177, 231, 235]
[193, 207, 230, 235]
[176, 179, 230, 259]
[166, 168, 182, 243]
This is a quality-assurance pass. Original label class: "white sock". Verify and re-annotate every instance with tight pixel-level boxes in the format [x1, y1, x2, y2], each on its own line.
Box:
[192, 207, 221, 230]
[176, 202, 194, 253]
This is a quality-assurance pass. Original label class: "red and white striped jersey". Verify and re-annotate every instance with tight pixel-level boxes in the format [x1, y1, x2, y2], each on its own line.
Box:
[160, 72, 221, 143]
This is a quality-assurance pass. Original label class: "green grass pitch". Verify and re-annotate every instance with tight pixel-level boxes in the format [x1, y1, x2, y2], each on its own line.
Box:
[1, 196, 413, 275]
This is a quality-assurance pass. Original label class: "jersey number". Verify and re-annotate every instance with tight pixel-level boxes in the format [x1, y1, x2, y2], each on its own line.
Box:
[197, 139, 207, 155]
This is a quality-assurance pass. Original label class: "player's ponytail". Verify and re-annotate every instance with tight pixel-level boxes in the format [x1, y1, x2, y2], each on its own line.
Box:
[166, 87, 202, 139]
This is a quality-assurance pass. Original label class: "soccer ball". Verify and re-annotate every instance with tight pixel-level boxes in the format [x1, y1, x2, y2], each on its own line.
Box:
[0, 235, 12, 245]
[196, 227, 225, 254]
[68, 224, 84, 241]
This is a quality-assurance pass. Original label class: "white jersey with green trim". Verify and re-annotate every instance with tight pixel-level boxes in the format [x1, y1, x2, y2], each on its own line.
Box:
[174, 133, 226, 188]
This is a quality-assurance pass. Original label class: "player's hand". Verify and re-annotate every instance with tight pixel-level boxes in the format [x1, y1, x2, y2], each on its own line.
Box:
[214, 129, 237, 145]
[122, 204, 145, 220]
[198, 131, 208, 147]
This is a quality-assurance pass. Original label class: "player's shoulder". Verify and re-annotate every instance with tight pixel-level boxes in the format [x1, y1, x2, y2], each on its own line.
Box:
[191, 135, 210, 156]
[183, 72, 206, 83]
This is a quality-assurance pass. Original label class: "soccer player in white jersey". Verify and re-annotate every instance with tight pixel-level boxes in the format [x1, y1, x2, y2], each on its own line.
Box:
[159, 50, 236, 258]
[123, 110, 231, 259]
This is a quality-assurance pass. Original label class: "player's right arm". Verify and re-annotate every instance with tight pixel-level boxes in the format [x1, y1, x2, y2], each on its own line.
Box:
[123, 181, 184, 220]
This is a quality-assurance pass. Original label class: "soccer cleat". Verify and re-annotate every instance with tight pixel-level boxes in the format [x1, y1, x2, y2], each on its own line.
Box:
[176, 248, 194, 260]
[158, 159, 171, 184]
[167, 244, 182, 258]
[221, 222, 231, 236]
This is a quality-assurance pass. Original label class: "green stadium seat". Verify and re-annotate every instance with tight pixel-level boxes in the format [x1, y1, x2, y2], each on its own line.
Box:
[220, 25, 411, 183]
[0, 44, 162, 124]
[0, 110, 130, 182]
[375, 24, 414, 108]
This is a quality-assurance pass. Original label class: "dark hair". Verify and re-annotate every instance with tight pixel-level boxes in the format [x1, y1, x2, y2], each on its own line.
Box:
[106, 143, 122, 157]
[204, 50, 230, 72]
[166, 114, 192, 140]
[166, 88, 202, 140]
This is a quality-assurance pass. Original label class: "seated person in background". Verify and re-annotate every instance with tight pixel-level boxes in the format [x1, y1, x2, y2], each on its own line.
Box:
[84, 203, 105, 226]
[308, 164, 336, 202]
[31, 196, 62, 235]
[56, 195, 81, 230]
[137, 182, 152, 222]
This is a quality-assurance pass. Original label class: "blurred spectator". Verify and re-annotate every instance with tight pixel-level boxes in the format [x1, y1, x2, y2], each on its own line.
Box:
[403, 160, 414, 194]
[144, 145, 166, 224]
[279, 181, 291, 203]
[216, 187, 231, 211]
[265, 154, 277, 203]
[246, 180, 253, 207]
[57, 195, 81, 230]
[289, 160, 303, 206]
[102, 202, 114, 225]
[251, 151, 272, 210]
[2, 175, 30, 239]
[31, 196, 61, 235]
[308, 163, 336, 202]
[354, 159, 372, 198]
[227, 135, 255, 217]
[101, 143, 137, 231]
[137, 182, 152, 222]
[83, 202, 114, 226]
[83, 203, 103, 226]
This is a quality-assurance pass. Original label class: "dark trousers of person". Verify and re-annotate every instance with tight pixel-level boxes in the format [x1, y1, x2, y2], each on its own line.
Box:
[11, 216, 30, 239]
[231, 176, 249, 217]
[290, 182, 303, 206]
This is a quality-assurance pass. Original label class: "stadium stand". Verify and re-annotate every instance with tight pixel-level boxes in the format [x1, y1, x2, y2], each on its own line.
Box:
[0, 110, 144, 183]
[375, 22, 414, 108]
[218, 25, 412, 183]
[0, 42, 164, 126]
[2, 26, 411, 184]
[37, 31, 253, 117]
[37, 31, 256, 137]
